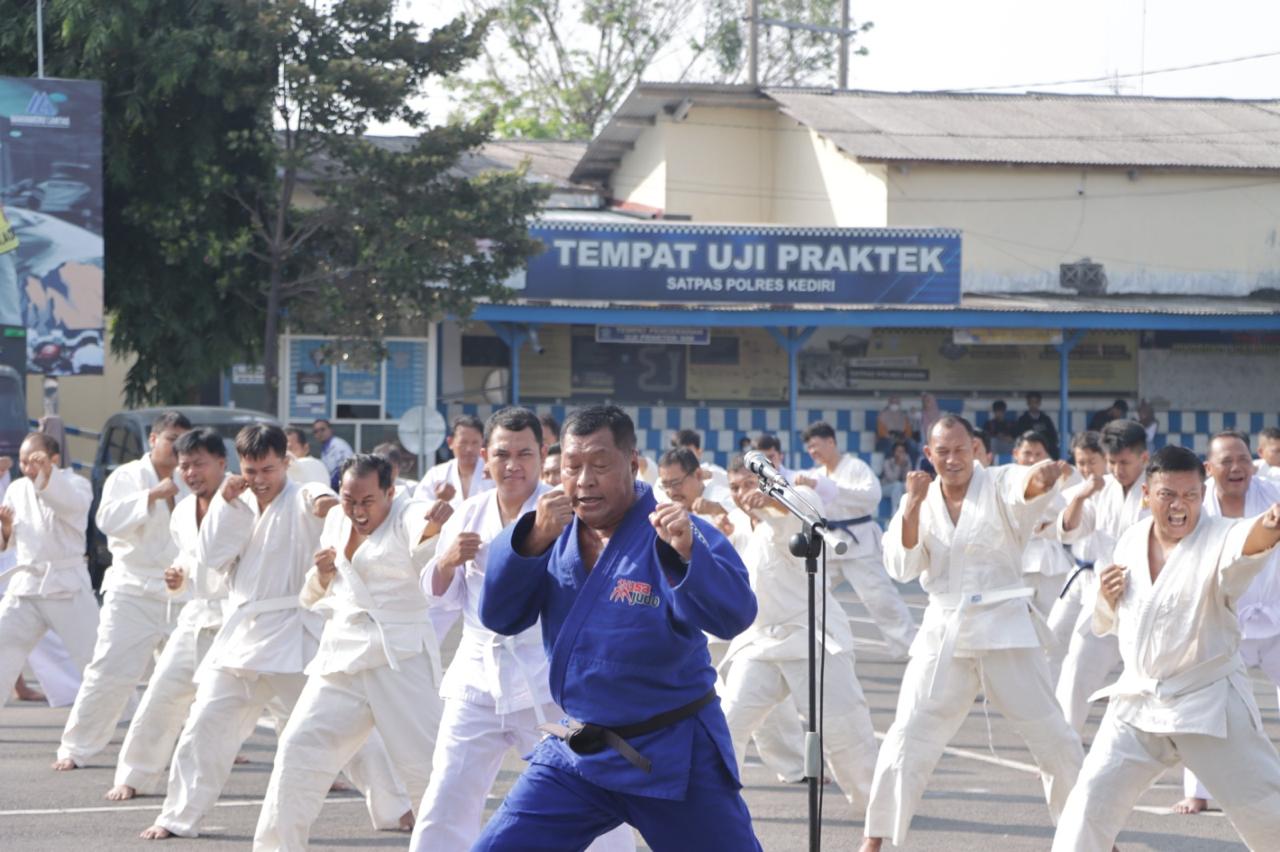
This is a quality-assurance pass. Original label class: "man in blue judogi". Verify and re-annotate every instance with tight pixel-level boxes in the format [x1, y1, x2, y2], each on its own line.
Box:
[476, 405, 762, 851]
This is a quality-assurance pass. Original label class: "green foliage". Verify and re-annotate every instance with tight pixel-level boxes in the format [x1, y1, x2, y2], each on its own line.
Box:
[701, 0, 873, 86]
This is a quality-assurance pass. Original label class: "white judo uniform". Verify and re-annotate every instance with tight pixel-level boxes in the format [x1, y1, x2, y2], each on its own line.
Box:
[1182, 476, 1280, 802]
[1054, 473, 1147, 734]
[415, 457, 492, 508]
[152, 480, 408, 838]
[0, 470, 81, 707]
[1052, 514, 1280, 851]
[57, 455, 183, 765]
[1022, 471, 1077, 618]
[409, 484, 633, 852]
[0, 468, 98, 702]
[1044, 479, 1109, 687]
[865, 462, 1083, 846]
[804, 453, 916, 659]
[719, 496, 879, 807]
[1255, 459, 1280, 484]
[254, 494, 447, 851]
[110, 491, 234, 794]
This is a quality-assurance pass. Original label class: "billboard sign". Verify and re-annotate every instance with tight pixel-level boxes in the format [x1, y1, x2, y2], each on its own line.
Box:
[514, 222, 962, 306]
[0, 77, 105, 375]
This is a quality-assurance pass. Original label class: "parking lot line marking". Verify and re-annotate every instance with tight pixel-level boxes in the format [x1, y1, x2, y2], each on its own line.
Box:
[0, 795, 364, 818]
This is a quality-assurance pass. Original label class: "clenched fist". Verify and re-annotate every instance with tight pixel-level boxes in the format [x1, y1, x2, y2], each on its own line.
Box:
[525, 489, 574, 553]
[0, 504, 13, 540]
[433, 481, 456, 503]
[1028, 459, 1071, 496]
[1081, 473, 1106, 499]
[1099, 564, 1127, 610]
[690, 496, 726, 518]
[904, 470, 931, 503]
[1263, 503, 1280, 530]
[420, 500, 453, 542]
[222, 475, 249, 502]
[315, 547, 338, 589]
[313, 494, 339, 518]
[650, 502, 694, 561]
[164, 567, 185, 591]
[439, 532, 482, 573]
[150, 478, 180, 508]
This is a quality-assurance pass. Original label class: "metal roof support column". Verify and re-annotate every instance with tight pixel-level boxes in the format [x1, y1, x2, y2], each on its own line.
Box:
[485, 322, 531, 406]
[1055, 330, 1085, 459]
[766, 326, 818, 469]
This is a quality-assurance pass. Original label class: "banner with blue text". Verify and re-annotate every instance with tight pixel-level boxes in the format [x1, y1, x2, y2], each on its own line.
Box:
[515, 222, 961, 305]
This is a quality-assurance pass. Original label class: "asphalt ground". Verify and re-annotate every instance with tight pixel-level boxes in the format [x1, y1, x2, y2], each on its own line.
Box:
[0, 581, 1267, 851]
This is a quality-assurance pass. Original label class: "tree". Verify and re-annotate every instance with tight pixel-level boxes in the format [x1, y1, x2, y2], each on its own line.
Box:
[0, 0, 274, 405]
[235, 1, 547, 413]
[451, 0, 872, 141]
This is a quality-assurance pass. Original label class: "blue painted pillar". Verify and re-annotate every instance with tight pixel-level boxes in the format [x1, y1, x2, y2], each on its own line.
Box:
[485, 322, 531, 406]
[1054, 329, 1085, 458]
[766, 326, 818, 469]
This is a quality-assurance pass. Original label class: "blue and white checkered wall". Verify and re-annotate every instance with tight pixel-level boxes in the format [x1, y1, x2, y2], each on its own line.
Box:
[444, 402, 1280, 471]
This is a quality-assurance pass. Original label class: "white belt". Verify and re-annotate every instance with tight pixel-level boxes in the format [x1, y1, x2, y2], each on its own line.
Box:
[926, 585, 1036, 697]
[196, 594, 300, 680]
[313, 597, 440, 681]
[1089, 653, 1240, 704]
[0, 556, 86, 596]
[480, 632, 547, 724]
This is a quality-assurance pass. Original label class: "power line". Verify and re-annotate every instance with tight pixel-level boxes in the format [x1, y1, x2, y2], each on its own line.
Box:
[947, 49, 1280, 93]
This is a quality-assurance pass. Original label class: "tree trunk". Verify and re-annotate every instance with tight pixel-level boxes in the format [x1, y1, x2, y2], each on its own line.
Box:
[262, 260, 283, 416]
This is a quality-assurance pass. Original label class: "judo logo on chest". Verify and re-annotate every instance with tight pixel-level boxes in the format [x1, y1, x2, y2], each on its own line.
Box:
[609, 577, 662, 608]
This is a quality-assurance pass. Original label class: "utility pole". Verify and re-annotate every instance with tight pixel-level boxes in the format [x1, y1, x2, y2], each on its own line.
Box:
[750, 1, 861, 89]
[838, 0, 850, 89]
[748, 0, 759, 87]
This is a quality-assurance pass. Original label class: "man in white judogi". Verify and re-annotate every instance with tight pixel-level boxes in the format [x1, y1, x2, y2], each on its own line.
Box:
[1255, 427, 1280, 483]
[1013, 431, 1078, 618]
[1052, 445, 1280, 851]
[415, 414, 491, 509]
[1054, 419, 1149, 734]
[1174, 430, 1280, 815]
[860, 416, 1082, 851]
[53, 411, 191, 770]
[799, 421, 916, 660]
[0, 434, 98, 702]
[410, 408, 632, 852]
[142, 425, 410, 840]
[254, 453, 453, 849]
[720, 459, 879, 808]
[285, 426, 330, 486]
[105, 428, 235, 800]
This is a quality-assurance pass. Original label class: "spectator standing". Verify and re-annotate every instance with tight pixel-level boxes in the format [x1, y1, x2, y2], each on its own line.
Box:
[1015, 392, 1060, 458]
[876, 397, 914, 454]
[880, 442, 910, 510]
[983, 400, 1016, 456]
[312, 419, 354, 490]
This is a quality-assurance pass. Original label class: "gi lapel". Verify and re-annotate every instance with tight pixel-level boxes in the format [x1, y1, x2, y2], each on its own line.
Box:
[547, 484, 657, 703]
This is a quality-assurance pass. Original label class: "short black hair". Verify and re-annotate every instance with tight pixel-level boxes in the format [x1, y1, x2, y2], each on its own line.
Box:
[152, 410, 192, 433]
[754, 433, 782, 453]
[1208, 430, 1251, 453]
[928, 414, 975, 441]
[1014, 430, 1049, 451]
[175, 428, 226, 459]
[1259, 427, 1280, 443]
[801, 421, 836, 443]
[312, 418, 332, 428]
[973, 431, 991, 452]
[546, 442, 561, 457]
[1112, 399, 1129, 413]
[538, 414, 560, 441]
[891, 440, 910, 454]
[22, 431, 59, 456]
[672, 428, 701, 450]
[235, 424, 287, 460]
[658, 447, 699, 476]
[563, 405, 636, 453]
[1146, 445, 1205, 481]
[1070, 431, 1103, 456]
[284, 426, 309, 449]
[992, 400, 1007, 412]
[1100, 420, 1146, 455]
[451, 414, 484, 438]
[340, 453, 394, 490]
[372, 441, 406, 467]
[1027, 392, 1042, 403]
[485, 406, 543, 448]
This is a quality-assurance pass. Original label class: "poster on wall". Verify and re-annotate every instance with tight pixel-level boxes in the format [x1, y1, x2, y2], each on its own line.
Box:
[800, 328, 1137, 394]
[0, 77, 104, 375]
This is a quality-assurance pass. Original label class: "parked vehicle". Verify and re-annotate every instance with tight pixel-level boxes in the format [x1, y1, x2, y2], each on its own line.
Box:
[87, 406, 276, 589]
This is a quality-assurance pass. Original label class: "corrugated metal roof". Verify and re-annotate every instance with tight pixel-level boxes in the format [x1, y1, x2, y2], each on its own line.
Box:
[764, 89, 1280, 170]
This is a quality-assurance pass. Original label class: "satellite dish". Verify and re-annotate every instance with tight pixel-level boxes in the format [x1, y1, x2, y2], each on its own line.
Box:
[483, 368, 510, 404]
[397, 406, 447, 456]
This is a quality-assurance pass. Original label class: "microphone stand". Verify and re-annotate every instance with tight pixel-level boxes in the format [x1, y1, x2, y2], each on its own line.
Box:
[756, 478, 831, 852]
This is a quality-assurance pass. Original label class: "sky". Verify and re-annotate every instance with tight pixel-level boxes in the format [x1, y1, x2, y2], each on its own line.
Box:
[383, 0, 1280, 134]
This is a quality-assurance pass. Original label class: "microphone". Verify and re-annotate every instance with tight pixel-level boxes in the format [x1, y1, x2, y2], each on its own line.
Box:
[743, 450, 789, 489]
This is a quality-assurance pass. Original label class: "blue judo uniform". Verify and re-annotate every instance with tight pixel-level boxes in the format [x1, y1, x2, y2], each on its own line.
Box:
[475, 482, 762, 851]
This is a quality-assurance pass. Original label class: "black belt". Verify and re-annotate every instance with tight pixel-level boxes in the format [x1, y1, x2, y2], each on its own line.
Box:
[828, 515, 874, 544]
[1058, 560, 1095, 599]
[539, 689, 717, 773]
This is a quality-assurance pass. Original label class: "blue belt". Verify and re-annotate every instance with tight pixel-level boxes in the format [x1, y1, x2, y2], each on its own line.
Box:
[828, 515, 874, 544]
[1058, 559, 1095, 599]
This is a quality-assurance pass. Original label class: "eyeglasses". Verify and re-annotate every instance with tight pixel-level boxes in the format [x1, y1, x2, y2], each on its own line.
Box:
[658, 473, 690, 492]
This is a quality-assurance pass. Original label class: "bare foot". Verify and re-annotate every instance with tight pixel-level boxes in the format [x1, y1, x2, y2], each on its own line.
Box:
[330, 778, 352, 793]
[1172, 796, 1208, 814]
[233, 754, 250, 765]
[51, 758, 77, 771]
[140, 826, 173, 840]
[397, 809, 415, 832]
[858, 838, 884, 852]
[105, 784, 136, 801]
[14, 676, 45, 702]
